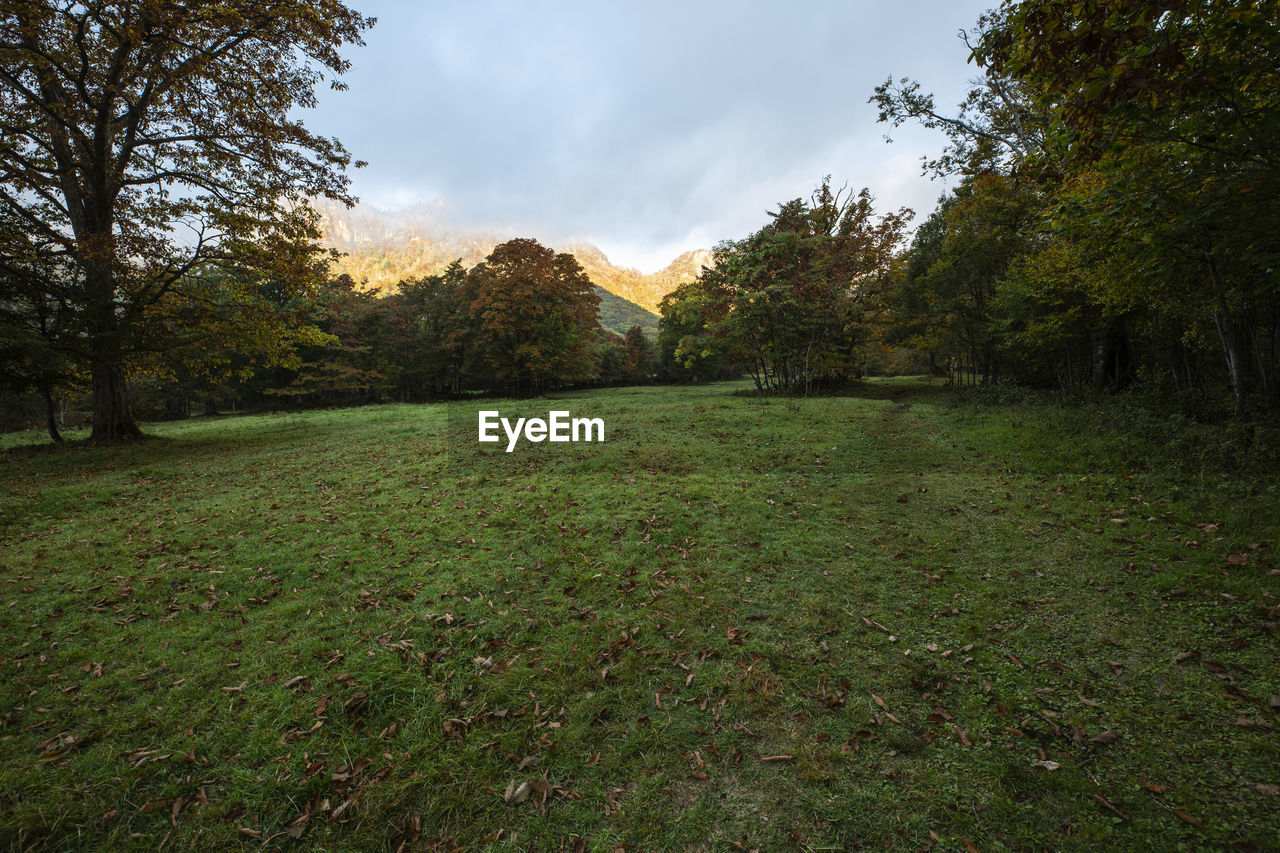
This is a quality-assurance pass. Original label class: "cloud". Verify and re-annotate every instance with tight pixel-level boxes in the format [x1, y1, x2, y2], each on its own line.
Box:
[309, 0, 992, 271]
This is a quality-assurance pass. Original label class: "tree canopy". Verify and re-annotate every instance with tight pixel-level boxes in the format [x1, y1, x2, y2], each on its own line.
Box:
[878, 0, 1280, 416]
[0, 0, 374, 439]
[660, 179, 909, 393]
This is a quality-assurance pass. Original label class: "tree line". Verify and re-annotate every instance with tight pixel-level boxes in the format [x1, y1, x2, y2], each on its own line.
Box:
[3, 0, 1277, 443]
[0, 1, 661, 441]
[871, 0, 1279, 417]
[4, 235, 659, 437]
[660, 1, 1278, 420]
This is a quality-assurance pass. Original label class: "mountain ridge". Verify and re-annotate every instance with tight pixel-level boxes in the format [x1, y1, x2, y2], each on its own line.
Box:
[314, 200, 711, 314]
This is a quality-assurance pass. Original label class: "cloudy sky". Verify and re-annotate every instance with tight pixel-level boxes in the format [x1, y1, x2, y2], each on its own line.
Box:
[307, 1, 995, 272]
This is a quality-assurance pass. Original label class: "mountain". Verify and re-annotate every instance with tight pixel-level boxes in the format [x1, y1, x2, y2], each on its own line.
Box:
[595, 287, 660, 337]
[313, 201, 711, 318]
[560, 243, 713, 315]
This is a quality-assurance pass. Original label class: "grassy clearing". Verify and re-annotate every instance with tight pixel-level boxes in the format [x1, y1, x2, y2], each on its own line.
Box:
[1, 379, 1277, 851]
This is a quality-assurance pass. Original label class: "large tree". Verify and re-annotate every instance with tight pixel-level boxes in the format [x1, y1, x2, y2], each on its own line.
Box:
[463, 238, 602, 395]
[662, 180, 909, 394]
[0, 0, 373, 440]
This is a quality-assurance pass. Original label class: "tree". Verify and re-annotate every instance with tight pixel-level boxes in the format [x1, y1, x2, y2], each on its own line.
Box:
[974, 0, 1280, 414]
[0, 0, 374, 440]
[620, 325, 655, 383]
[675, 180, 909, 394]
[463, 239, 602, 395]
[657, 263, 737, 382]
[387, 261, 469, 399]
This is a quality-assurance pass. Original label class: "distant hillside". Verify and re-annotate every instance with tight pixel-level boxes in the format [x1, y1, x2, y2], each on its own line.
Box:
[595, 287, 659, 337]
[562, 243, 713, 315]
[314, 201, 711, 315]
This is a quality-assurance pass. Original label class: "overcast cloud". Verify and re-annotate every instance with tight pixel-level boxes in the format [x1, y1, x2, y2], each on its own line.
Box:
[307, 0, 996, 272]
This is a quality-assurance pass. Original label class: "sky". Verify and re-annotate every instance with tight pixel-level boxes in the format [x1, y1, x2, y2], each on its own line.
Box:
[307, 1, 996, 272]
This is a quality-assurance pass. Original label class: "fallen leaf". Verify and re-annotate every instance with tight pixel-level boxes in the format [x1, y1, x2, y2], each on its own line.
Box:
[1093, 793, 1128, 820]
[1089, 729, 1119, 745]
[503, 780, 531, 804]
[953, 725, 972, 747]
[1172, 809, 1203, 828]
[1144, 783, 1167, 794]
[285, 813, 308, 839]
[1252, 783, 1279, 796]
[760, 755, 793, 763]
[1032, 759, 1060, 771]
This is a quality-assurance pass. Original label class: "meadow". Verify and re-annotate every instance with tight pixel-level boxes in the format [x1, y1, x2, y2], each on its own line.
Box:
[1, 379, 1277, 851]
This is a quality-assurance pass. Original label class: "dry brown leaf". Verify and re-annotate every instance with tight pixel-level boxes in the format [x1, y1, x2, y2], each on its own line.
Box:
[1172, 809, 1203, 828]
[760, 755, 793, 762]
[953, 725, 972, 747]
[1174, 651, 1197, 663]
[1252, 783, 1279, 796]
[1093, 793, 1128, 820]
[503, 780, 531, 804]
[1089, 729, 1119, 745]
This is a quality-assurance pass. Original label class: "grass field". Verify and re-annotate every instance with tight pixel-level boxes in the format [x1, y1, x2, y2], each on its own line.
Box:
[1, 379, 1277, 851]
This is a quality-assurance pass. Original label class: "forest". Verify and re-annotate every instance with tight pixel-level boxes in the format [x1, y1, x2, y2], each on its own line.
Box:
[3, 2, 1278, 444]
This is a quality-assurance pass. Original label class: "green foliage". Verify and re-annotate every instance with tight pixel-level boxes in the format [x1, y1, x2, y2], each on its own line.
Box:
[0, 0, 373, 439]
[882, 1, 1280, 416]
[462, 238, 602, 395]
[661, 179, 909, 393]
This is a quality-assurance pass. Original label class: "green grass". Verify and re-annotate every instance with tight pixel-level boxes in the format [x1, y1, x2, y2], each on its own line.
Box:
[1, 379, 1277, 851]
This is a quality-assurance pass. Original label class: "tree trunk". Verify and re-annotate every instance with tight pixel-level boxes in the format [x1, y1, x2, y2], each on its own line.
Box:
[40, 380, 63, 443]
[1213, 300, 1248, 419]
[1091, 327, 1111, 388]
[90, 357, 141, 441]
[84, 249, 142, 441]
